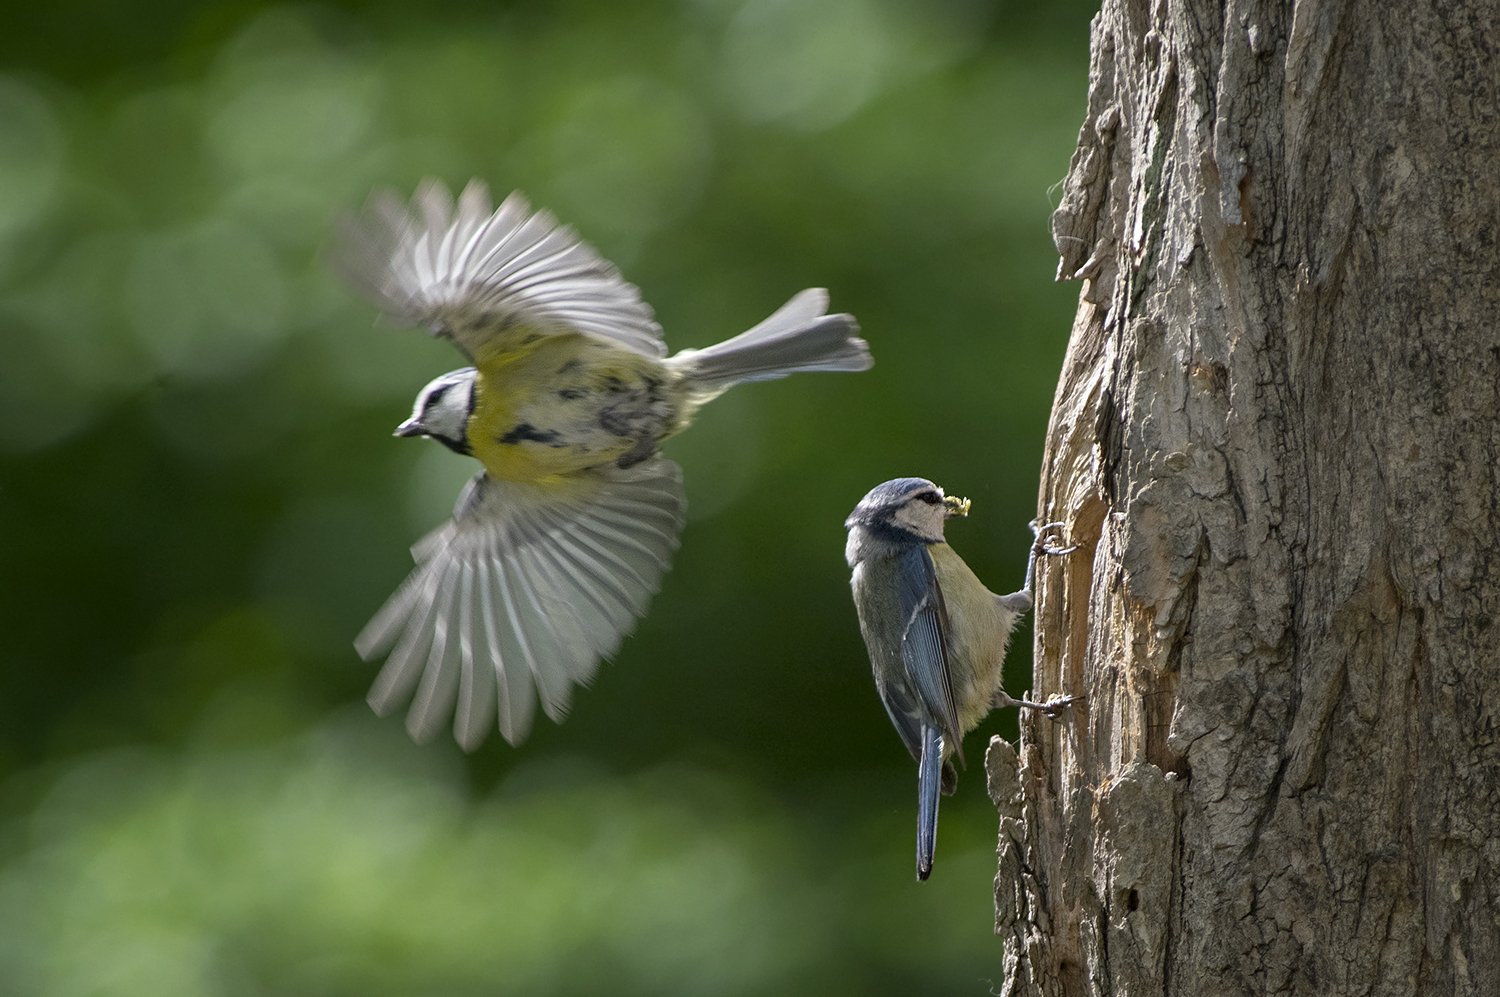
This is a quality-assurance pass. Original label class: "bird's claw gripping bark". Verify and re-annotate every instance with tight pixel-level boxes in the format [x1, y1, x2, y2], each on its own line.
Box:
[994, 690, 1083, 720]
[1029, 519, 1080, 557]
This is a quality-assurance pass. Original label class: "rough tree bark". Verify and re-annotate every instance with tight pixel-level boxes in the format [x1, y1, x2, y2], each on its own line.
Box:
[987, 1, 1500, 994]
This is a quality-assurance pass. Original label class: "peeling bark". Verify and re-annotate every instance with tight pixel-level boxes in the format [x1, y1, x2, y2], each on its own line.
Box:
[990, 1, 1500, 994]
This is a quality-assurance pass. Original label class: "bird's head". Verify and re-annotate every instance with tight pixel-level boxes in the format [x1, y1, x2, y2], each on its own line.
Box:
[395, 367, 477, 456]
[845, 477, 970, 547]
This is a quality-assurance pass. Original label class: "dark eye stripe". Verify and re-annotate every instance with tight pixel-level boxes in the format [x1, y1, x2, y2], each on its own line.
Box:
[917, 492, 940, 505]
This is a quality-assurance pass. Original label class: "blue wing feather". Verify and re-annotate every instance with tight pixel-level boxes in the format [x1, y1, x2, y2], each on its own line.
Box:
[874, 673, 924, 763]
[854, 541, 967, 880]
[894, 545, 964, 761]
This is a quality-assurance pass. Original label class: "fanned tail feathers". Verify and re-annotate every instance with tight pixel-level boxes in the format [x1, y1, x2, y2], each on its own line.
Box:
[666, 288, 870, 396]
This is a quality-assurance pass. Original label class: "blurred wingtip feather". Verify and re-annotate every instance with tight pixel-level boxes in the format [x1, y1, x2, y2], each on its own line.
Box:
[332, 178, 666, 360]
[356, 459, 685, 749]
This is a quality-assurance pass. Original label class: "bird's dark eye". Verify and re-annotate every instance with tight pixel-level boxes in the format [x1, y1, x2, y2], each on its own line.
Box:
[427, 386, 449, 405]
[917, 492, 941, 505]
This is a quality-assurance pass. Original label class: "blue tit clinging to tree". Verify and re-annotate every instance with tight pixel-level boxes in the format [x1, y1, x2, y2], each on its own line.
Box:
[844, 478, 1077, 881]
[335, 178, 872, 751]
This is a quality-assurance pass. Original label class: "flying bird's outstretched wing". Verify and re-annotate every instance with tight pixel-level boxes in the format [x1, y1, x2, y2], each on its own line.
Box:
[334, 178, 667, 364]
[357, 457, 686, 749]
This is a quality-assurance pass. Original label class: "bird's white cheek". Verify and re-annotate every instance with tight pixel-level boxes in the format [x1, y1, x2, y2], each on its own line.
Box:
[891, 504, 943, 540]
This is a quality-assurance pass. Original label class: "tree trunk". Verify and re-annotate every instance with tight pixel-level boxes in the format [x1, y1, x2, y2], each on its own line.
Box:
[988, 2, 1500, 994]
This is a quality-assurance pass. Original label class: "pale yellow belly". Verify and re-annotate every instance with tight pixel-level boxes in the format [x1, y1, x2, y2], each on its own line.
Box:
[929, 544, 1008, 735]
[468, 337, 684, 481]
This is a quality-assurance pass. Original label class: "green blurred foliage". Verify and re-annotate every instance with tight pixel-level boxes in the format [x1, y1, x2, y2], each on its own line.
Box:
[0, 0, 1097, 992]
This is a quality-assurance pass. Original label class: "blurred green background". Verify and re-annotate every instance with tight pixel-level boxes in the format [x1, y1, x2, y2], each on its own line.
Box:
[0, 1, 1095, 993]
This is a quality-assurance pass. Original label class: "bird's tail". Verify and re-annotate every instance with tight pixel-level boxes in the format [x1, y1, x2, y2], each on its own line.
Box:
[916, 723, 944, 881]
[666, 288, 870, 398]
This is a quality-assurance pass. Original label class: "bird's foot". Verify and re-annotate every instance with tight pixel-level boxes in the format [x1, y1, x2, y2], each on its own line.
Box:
[1028, 519, 1079, 557]
[997, 690, 1082, 721]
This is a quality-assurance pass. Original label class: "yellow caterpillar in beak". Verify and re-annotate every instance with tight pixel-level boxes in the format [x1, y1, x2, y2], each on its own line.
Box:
[942, 494, 971, 518]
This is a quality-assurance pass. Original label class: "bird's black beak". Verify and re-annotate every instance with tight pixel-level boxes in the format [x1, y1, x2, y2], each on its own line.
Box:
[394, 419, 423, 438]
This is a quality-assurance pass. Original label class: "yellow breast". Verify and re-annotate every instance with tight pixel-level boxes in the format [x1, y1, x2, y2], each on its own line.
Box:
[928, 543, 1008, 734]
[467, 336, 684, 482]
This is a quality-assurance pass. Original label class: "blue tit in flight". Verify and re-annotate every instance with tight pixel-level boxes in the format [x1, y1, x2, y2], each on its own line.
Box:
[844, 478, 1077, 880]
[336, 179, 872, 751]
